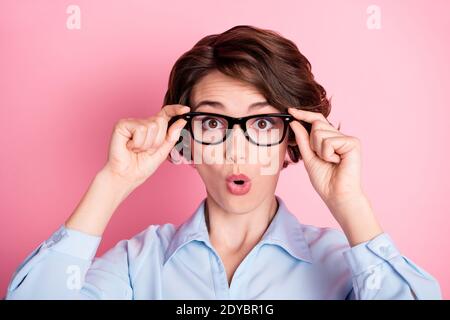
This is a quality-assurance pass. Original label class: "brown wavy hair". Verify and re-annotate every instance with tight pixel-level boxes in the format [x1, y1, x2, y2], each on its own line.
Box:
[163, 25, 334, 168]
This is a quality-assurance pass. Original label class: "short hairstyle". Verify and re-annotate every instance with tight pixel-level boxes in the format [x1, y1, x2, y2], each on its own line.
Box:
[163, 25, 333, 168]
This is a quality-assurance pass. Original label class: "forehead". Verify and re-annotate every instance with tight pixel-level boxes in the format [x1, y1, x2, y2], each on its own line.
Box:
[192, 70, 261, 97]
[190, 70, 272, 112]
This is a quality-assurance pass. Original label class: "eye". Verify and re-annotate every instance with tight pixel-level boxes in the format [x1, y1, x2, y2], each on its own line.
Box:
[251, 117, 275, 131]
[202, 117, 225, 130]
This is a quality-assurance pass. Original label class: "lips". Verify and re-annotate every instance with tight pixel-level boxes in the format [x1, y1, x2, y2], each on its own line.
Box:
[226, 174, 251, 195]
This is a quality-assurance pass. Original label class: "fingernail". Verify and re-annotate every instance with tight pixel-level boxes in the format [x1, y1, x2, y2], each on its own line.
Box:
[170, 129, 182, 142]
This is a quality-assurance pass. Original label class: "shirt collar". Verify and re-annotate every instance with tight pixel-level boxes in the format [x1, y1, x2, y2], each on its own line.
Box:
[163, 195, 312, 265]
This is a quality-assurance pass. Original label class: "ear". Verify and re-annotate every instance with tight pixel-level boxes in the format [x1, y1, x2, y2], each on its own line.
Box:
[283, 144, 297, 166]
[287, 140, 298, 147]
[283, 153, 292, 167]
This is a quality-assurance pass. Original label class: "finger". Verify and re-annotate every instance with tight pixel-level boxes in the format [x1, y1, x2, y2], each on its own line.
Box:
[157, 104, 191, 121]
[110, 119, 133, 151]
[152, 114, 179, 148]
[140, 122, 158, 151]
[288, 107, 331, 126]
[324, 136, 361, 168]
[310, 117, 340, 133]
[152, 105, 190, 147]
[126, 122, 148, 151]
[326, 136, 361, 158]
[320, 135, 343, 164]
[289, 120, 316, 164]
[168, 118, 188, 143]
[153, 118, 188, 162]
[310, 129, 343, 160]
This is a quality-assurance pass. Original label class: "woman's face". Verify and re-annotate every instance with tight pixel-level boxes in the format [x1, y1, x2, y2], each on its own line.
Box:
[189, 70, 291, 214]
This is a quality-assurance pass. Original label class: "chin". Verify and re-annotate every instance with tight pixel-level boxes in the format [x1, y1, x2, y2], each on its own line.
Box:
[218, 192, 262, 214]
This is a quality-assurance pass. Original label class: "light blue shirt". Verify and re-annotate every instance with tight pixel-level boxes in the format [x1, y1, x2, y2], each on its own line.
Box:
[5, 195, 441, 299]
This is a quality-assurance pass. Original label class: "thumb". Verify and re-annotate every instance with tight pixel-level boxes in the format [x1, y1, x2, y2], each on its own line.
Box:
[289, 121, 316, 164]
[154, 119, 187, 162]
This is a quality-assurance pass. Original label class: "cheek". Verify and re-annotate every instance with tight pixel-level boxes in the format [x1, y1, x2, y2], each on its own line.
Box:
[194, 163, 225, 193]
[190, 138, 288, 169]
[254, 145, 286, 173]
[276, 141, 289, 163]
[257, 172, 280, 188]
[191, 140, 225, 164]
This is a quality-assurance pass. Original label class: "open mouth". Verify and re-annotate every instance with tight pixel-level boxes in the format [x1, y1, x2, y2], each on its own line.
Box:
[226, 175, 251, 195]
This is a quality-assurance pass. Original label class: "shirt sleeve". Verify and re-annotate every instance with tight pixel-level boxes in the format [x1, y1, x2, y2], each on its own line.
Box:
[5, 225, 133, 300]
[342, 232, 442, 300]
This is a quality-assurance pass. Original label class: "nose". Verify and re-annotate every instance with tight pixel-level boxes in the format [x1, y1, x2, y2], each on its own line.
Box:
[225, 124, 248, 163]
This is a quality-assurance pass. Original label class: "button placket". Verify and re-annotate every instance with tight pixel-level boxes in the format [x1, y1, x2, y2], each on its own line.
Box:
[228, 244, 261, 299]
[210, 250, 229, 299]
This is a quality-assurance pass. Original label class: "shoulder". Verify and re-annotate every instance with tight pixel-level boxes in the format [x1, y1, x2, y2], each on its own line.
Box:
[300, 223, 352, 264]
[302, 224, 349, 247]
[298, 223, 354, 295]
[98, 223, 177, 266]
[124, 223, 178, 260]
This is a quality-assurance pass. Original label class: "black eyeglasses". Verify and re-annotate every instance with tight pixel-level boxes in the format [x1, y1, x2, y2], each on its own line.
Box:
[168, 111, 307, 146]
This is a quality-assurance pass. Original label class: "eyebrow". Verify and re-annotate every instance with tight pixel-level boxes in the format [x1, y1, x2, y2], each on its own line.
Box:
[193, 100, 270, 110]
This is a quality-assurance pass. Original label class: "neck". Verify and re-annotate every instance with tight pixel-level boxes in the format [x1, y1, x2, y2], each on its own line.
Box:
[205, 195, 279, 253]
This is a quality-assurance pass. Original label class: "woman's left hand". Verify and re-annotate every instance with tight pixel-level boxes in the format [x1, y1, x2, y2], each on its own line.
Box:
[288, 108, 365, 211]
[287, 107, 363, 203]
[287, 107, 383, 245]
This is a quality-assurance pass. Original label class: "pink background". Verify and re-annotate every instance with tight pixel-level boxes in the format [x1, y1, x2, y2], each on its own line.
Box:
[1, 0, 449, 298]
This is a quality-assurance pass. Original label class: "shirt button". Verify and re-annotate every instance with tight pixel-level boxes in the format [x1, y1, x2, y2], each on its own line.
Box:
[364, 269, 382, 290]
[53, 232, 63, 242]
[45, 229, 66, 248]
[44, 239, 55, 248]
[377, 245, 392, 258]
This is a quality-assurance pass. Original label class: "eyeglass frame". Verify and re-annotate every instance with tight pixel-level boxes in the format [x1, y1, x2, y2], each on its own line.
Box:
[167, 111, 307, 147]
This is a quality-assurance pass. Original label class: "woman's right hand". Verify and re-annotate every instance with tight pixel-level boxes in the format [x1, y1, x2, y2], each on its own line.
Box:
[102, 104, 190, 189]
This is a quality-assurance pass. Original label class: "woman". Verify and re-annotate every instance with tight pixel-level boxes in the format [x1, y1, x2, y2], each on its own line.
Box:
[6, 25, 441, 299]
